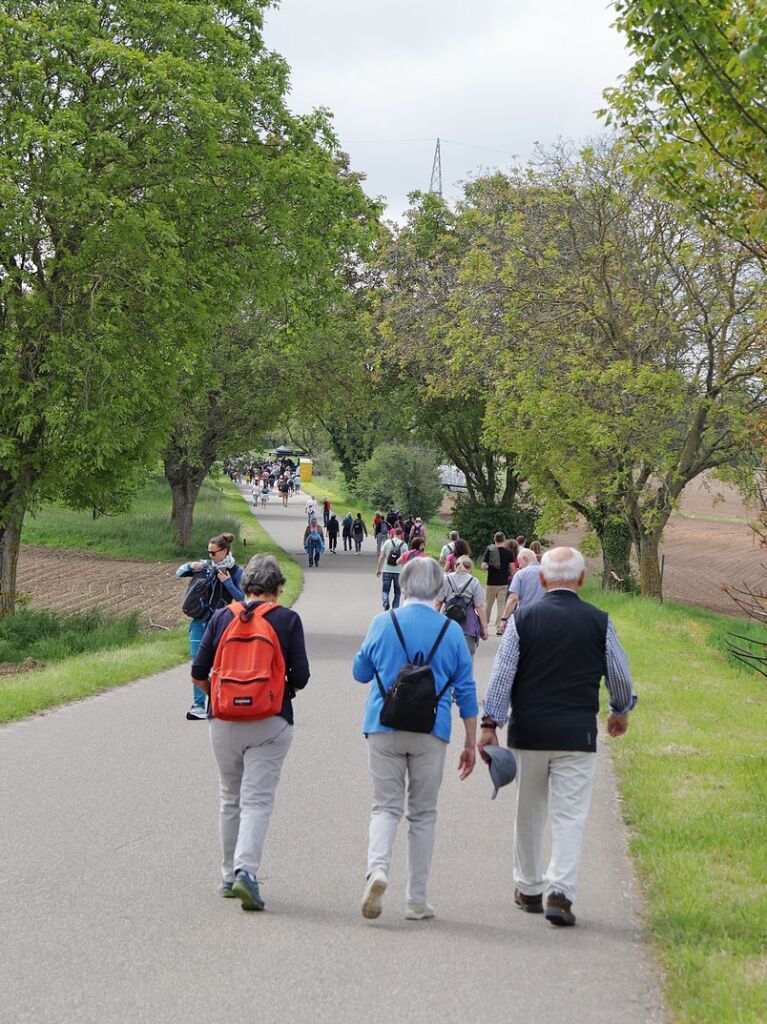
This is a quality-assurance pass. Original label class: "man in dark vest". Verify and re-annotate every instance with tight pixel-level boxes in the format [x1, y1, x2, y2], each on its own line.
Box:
[478, 546, 636, 927]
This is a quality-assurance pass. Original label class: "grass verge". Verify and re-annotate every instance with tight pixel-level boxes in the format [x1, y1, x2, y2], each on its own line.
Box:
[585, 582, 767, 1023]
[0, 608, 144, 664]
[2, 476, 302, 724]
[0, 629, 188, 724]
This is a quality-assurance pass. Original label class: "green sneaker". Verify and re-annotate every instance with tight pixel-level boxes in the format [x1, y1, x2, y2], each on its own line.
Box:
[231, 870, 265, 911]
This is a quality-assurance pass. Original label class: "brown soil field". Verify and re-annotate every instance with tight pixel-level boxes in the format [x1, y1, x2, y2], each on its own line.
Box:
[14, 475, 764, 624]
[15, 546, 188, 630]
[551, 476, 763, 617]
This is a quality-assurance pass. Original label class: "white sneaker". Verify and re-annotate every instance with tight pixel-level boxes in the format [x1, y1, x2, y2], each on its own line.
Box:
[186, 704, 207, 720]
[362, 867, 387, 919]
[405, 902, 435, 920]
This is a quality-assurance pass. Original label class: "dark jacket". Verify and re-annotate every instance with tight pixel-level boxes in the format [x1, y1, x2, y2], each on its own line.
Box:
[509, 590, 608, 752]
[177, 562, 244, 622]
[191, 600, 310, 724]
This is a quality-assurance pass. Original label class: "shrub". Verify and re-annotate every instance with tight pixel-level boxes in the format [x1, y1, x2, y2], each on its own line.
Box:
[450, 495, 539, 556]
[354, 444, 443, 519]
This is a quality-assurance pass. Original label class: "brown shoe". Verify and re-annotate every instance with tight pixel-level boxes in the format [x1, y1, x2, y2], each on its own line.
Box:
[514, 888, 543, 913]
[544, 891, 576, 926]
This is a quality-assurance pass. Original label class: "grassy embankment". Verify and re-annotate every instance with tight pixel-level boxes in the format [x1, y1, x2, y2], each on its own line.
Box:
[582, 583, 766, 1024]
[0, 475, 301, 723]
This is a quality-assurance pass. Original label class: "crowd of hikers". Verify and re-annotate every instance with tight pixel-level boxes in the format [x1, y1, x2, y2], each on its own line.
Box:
[176, 467, 636, 928]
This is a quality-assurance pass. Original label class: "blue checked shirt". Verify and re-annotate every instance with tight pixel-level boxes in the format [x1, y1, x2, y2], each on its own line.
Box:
[483, 592, 637, 726]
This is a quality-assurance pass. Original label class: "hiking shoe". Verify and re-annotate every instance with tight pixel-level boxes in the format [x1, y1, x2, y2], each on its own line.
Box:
[231, 870, 265, 911]
[361, 867, 387, 920]
[405, 902, 435, 920]
[545, 891, 576, 927]
[514, 889, 544, 914]
[186, 704, 207, 720]
[218, 881, 235, 898]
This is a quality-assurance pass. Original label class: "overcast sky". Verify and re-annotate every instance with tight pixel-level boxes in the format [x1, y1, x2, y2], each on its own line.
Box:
[264, 0, 630, 220]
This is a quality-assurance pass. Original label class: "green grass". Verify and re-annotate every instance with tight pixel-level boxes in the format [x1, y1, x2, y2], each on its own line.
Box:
[583, 581, 767, 1023]
[1, 475, 302, 723]
[23, 473, 244, 562]
[0, 608, 144, 664]
[0, 629, 189, 724]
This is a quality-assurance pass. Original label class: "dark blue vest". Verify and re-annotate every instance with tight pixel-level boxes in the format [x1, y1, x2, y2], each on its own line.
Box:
[509, 590, 608, 753]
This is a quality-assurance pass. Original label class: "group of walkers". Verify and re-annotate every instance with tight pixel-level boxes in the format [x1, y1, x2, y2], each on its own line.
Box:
[177, 503, 637, 929]
[300, 496, 370, 565]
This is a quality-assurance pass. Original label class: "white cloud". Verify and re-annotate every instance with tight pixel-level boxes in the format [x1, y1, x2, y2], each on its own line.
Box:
[264, 0, 630, 218]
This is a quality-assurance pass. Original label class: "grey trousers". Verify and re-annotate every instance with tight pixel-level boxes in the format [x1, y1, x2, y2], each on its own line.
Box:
[209, 717, 293, 883]
[367, 731, 448, 905]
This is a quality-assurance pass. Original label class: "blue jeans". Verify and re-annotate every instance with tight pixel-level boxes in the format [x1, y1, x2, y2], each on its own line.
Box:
[381, 572, 401, 609]
[189, 618, 207, 708]
[306, 541, 321, 566]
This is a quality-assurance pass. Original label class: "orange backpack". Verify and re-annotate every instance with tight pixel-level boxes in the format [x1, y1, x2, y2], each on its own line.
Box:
[209, 602, 286, 721]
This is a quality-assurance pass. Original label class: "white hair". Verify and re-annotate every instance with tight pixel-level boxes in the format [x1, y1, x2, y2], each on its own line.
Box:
[516, 548, 537, 568]
[400, 556, 444, 600]
[539, 547, 585, 584]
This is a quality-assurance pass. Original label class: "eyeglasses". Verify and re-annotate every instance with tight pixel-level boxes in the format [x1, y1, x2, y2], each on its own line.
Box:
[208, 548, 222, 555]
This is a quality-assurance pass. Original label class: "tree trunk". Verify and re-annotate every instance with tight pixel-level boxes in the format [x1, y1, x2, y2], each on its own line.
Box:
[638, 533, 663, 599]
[0, 504, 27, 619]
[168, 477, 204, 549]
[598, 519, 634, 591]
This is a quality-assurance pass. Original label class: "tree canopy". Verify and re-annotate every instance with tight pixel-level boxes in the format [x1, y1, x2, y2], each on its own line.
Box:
[605, 0, 767, 258]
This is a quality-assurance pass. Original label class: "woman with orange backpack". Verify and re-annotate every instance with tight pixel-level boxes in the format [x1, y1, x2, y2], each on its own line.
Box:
[191, 554, 310, 912]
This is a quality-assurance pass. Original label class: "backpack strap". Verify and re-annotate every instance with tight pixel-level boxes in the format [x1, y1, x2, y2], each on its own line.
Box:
[426, 617, 451, 663]
[389, 610, 411, 661]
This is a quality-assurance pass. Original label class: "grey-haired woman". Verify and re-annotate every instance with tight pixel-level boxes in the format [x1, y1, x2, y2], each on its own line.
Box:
[191, 555, 309, 912]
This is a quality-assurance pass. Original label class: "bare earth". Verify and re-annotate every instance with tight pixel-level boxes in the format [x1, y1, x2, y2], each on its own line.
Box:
[16, 475, 763, 625]
[15, 545, 187, 628]
[550, 476, 762, 616]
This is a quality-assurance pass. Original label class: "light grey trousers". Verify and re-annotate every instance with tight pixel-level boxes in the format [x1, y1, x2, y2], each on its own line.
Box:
[367, 731, 448, 905]
[209, 717, 293, 883]
[512, 748, 597, 902]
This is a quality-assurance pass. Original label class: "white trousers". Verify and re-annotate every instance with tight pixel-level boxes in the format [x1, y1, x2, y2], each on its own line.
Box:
[209, 717, 293, 883]
[512, 748, 597, 903]
[367, 732, 448, 905]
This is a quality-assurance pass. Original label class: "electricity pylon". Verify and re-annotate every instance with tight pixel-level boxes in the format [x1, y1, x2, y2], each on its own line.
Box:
[429, 137, 443, 196]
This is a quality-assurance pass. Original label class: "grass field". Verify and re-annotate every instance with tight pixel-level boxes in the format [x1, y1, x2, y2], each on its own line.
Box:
[587, 583, 767, 1023]
[0, 608, 144, 664]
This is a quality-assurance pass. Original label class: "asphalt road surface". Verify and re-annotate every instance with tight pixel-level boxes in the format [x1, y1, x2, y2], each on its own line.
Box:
[0, 490, 665, 1024]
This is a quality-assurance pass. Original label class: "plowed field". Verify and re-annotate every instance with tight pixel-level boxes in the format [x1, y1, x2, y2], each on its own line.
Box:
[16, 546, 187, 630]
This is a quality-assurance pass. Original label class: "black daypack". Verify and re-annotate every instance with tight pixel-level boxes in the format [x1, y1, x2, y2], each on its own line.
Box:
[374, 612, 452, 734]
[386, 540, 404, 567]
[443, 576, 473, 624]
[182, 574, 212, 619]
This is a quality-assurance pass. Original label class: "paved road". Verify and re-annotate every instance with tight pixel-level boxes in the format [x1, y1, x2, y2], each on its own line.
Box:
[0, 492, 665, 1024]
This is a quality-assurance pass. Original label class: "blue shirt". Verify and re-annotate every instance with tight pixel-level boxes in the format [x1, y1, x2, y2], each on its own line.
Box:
[353, 601, 478, 741]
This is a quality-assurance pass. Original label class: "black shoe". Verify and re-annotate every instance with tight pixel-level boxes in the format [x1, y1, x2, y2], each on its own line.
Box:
[514, 888, 544, 914]
[383, 603, 390, 611]
[545, 891, 576, 926]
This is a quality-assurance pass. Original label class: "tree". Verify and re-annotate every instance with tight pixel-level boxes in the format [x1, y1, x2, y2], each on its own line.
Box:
[0, 1, 372, 613]
[375, 193, 520, 505]
[481, 142, 767, 597]
[605, 0, 767, 259]
[355, 444, 444, 520]
[163, 150, 380, 545]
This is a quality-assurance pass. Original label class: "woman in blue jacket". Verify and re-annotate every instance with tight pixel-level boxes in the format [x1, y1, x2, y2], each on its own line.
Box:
[353, 557, 478, 922]
[176, 531, 243, 720]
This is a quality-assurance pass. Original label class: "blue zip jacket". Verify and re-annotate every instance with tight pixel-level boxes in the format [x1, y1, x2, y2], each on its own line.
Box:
[353, 602, 478, 742]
